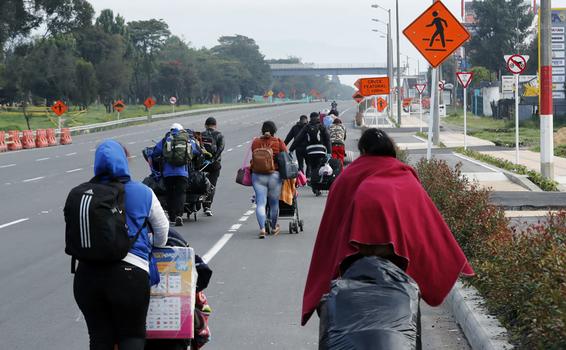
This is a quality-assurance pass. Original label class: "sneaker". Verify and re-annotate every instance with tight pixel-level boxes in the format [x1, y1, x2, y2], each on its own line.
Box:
[259, 230, 266, 239]
[175, 216, 183, 227]
[204, 208, 213, 217]
[272, 225, 281, 236]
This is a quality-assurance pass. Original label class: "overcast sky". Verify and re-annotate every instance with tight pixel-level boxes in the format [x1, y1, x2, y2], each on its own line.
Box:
[88, 0, 566, 86]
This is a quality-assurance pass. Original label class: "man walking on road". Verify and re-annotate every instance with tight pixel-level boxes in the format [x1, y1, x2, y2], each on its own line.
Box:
[290, 112, 331, 179]
[284, 115, 308, 173]
[153, 123, 200, 226]
[201, 117, 225, 217]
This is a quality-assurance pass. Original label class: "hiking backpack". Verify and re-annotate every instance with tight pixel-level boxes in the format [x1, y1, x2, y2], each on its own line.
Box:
[64, 179, 145, 273]
[306, 124, 322, 145]
[329, 125, 345, 144]
[163, 130, 192, 166]
[251, 140, 276, 174]
[201, 130, 218, 156]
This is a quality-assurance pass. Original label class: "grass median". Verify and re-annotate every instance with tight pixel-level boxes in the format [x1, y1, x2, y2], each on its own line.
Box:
[0, 103, 239, 131]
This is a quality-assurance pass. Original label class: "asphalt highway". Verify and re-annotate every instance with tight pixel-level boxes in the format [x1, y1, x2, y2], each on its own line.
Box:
[0, 102, 473, 349]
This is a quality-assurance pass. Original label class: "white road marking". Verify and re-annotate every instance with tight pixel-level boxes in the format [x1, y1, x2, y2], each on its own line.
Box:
[36, 157, 50, 162]
[128, 141, 136, 145]
[4, 182, 12, 186]
[128, 155, 137, 159]
[244, 210, 255, 216]
[228, 224, 242, 232]
[202, 234, 234, 263]
[227, 148, 234, 152]
[66, 152, 77, 156]
[239, 216, 250, 222]
[0, 218, 30, 229]
[66, 168, 83, 173]
[237, 144, 243, 148]
[22, 176, 44, 183]
[245, 140, 251, 144]
[0, 164, 16, 168]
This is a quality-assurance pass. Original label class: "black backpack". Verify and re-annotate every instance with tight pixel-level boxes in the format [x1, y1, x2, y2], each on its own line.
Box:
[201, 130, 218, 156]
[306, 124, 322, 145]
[64, 178, 145, 273]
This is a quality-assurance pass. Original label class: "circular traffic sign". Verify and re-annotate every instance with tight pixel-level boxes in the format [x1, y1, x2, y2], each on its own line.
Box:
[506, 54, 527, 75]
[438, 81, 445, 90]
[169, 96, 177, 105]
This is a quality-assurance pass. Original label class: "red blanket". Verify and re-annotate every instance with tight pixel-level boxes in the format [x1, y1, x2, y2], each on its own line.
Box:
[302, 155, 474, 325]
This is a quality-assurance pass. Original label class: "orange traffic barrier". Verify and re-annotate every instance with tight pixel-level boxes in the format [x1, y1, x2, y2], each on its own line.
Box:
[46, 128, 58, 146]
[0, 131, 7, 152]
[60, 128, 72, 145]
[35, 129, 49, 148]
[8, 130, 22, 151]
[22, 130, 36, 149]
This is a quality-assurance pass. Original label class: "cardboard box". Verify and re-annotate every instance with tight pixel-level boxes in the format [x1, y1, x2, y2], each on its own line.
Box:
[146, 246, 197, 339]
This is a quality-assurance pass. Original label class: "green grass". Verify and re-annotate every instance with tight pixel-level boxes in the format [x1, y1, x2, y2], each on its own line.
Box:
[0, 103, 239, 131]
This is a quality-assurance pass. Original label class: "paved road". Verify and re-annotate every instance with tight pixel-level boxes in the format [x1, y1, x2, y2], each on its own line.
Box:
[0, 102, 471, 349]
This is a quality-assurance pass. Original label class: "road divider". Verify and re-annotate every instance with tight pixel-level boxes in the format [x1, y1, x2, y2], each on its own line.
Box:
[35, 129, 49, 148]
[0, 131, 7, 152]
[7, 131, 22, 151]
[46, 128, 58, 146]
[22, 130, 35, 149]
[60, 128, 72, 145]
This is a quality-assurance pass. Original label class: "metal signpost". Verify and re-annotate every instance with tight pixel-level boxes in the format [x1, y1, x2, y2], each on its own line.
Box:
[456, 72, 474, 149]
[505, 54, 529, 164]
[415, 84, 427, 133]
[170, 96, 177, 113]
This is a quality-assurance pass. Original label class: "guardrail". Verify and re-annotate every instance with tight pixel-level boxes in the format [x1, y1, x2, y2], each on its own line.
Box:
[1, 101, 307, 146]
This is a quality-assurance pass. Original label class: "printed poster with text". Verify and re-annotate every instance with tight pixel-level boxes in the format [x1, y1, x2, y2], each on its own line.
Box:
[146, 246, 197, 339]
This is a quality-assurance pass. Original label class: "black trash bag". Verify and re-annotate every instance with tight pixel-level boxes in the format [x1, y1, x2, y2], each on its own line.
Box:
[143, 175, 166, 197]
[319, 256, 420, 350]
[188, 171, 210, 195]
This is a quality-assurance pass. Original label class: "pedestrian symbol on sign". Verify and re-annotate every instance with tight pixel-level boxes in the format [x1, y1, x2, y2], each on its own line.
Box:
[427, 11, 448, 48]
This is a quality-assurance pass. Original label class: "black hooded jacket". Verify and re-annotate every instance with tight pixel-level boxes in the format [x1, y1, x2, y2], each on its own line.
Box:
[284, 121, 308, 149]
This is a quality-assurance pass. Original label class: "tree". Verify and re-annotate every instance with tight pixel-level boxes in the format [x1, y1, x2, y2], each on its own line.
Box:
[471, 66, 494, 86]
[467, 0, 534, 76]
[95, 9, 127, 36]
[128, 19, 170, 99]
[73, 59, 97, 108]
[212, 35, 271, 98]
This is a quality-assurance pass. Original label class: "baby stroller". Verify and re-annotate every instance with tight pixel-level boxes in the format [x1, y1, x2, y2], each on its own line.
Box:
[264, 179, 305, 235]
[309, 158, 342, 196]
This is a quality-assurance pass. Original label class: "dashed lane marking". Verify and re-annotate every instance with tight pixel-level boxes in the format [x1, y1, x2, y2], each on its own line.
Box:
[239, 216, 250, 222]
[0, 218, 30, 229]
[227, 148, 234, 152]
[22, 176, 44, 183]
[245, 140, 251, 144]
[0, 164, 16, 169]
[228, 224, 242, 232]
[128, 141, 136, 145]
[66, 168, 83, 173]
[36, 157, 50, 162]
[202, 234, 233, 263]
[65, 152, 77, 156]
[244, 210, 255, 216]
[237, 144, 243, 148]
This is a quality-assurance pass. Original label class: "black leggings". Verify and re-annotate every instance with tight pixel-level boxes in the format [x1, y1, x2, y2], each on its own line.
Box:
[165, 176, 188, 220]
[74, 261, 150, 350]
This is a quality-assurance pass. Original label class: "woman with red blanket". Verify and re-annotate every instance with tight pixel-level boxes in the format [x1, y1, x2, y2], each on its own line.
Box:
[301, 128, 474, 326]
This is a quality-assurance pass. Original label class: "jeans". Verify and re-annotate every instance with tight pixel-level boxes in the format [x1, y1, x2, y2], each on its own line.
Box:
[252, 172, 282, 230]
[74, 261, 150, 350]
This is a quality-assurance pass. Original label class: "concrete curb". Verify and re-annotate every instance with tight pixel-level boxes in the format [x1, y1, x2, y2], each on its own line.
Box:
[446, 282, 514, 350]
[69, 101, 305, 136]
[452, 152, 543, 192]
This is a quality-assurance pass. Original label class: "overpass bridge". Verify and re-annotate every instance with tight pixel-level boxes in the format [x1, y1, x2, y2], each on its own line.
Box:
[269, 63, 395, 76]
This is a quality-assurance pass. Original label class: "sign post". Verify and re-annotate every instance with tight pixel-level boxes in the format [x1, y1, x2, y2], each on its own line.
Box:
[415, 84, 427, 133]
[51, 100, 68, 131]
[113, 100, 126, 120]
[144, 97, 157, 121]
[170, 96, 177, 113]
[456, 72, 474, 149]
[505, 54, 529, 164]
[404, 0, 470, 151]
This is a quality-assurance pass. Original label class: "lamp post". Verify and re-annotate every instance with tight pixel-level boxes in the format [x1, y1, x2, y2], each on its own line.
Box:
[371, 4, 394, 122]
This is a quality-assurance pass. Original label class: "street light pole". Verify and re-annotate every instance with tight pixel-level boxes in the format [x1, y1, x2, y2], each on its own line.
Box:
[396, 0, 402, 126]
[372, 5, 394, 121]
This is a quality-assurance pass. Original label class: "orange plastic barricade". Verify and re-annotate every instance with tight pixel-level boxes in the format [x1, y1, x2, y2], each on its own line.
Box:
[60, 128, 72, 145]
[0, 131, 7, 152]
[7, 130, 22, 151]
[22, 130, 36, 149]
[46, 128, 58, 146]
[35, 129, 49, 148]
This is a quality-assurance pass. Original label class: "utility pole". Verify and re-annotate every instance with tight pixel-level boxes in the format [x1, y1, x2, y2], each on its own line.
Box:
[540, 0, 554, 179]
[396, 0, 402, 126]
[432, 0, 441, 145]
[388, 9, 394, 120]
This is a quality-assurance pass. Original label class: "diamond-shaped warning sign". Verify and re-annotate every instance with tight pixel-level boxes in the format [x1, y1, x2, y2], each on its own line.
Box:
[51, 100, 67, 117]
[376, 97, 388, 112]
[403, 1, 470, 68]
[352, 91, 364, 104]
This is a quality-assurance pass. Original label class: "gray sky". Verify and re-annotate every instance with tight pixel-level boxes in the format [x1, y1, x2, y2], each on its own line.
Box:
[89, 0, 566, 86]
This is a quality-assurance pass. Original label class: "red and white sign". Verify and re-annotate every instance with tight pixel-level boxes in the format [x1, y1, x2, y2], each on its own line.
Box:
[456, 72, 474, 88]
[438, 80, 446, 90]
[415, 84, 427, 95]
[169, 96, 177, 105]
[505, 54, 529, 75]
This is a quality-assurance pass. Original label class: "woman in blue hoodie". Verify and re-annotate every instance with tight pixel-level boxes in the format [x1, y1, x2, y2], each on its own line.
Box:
[73, 140, 169, 350]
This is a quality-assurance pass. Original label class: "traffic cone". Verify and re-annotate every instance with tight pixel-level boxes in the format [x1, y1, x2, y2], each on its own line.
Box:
[46, 128, 58, 146]
[7, 130, 22, 151]
[0, 131, 7, 152]
[22, 130, 36, 149]
[60, 128, 72, 145]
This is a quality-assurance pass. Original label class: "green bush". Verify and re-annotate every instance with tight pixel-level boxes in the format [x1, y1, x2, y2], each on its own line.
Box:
[455, 148, 559, 191]
[416, 159, 566, 349]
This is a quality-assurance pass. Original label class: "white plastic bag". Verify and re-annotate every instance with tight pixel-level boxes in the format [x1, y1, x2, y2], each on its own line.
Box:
[319, 163, 333, 177]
